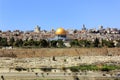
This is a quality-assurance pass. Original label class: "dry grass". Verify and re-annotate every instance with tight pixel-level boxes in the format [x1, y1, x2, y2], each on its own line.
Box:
[0, 48, 119, 58]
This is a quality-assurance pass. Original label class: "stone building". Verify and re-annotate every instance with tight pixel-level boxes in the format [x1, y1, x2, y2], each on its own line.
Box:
[34, 25, 40, 33]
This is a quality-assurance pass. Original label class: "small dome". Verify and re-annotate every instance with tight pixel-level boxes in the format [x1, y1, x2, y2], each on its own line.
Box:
[55, 28, 66, 35]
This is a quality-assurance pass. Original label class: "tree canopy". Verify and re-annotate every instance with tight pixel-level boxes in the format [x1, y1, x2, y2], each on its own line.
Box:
[0, 37, 118, 48]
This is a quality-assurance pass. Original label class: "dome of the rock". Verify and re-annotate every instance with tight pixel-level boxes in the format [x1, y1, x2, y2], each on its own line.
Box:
[55, 28, 66, 35]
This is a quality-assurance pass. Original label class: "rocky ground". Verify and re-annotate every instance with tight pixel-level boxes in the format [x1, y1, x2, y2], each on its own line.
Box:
[0, 56, 120, 70]
[0, 71, 120, 80]
[0, 48, 120, 80]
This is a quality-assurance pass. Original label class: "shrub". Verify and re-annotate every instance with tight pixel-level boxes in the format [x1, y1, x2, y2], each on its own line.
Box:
[15, 67, 27, 72]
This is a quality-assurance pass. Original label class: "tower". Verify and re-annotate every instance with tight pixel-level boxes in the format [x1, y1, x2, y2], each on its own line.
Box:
[34, 25, 40, 33]
[82, 24, 86, 30]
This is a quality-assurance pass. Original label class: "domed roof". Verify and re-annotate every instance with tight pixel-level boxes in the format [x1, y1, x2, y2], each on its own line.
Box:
[55, 27, 66, 35]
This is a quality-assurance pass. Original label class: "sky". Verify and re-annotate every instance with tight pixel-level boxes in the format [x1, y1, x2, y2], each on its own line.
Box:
[0, 0, 120, 31]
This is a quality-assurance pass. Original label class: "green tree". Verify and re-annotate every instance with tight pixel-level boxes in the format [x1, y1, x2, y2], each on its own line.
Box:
[0, 38, 8, 46]
[34, 41, 40, 46]
[9, 37, 15, 46]
[50, 40, 57, 47]
[39, 39, 49, 47]
[57, 40, 65, 48]
[14, 39, 23, 47]
[93, 38, 100, 47]
[28, 39, 35, 46]
[70, 39, 79, 47]
[23, 40, 29, 46]
[0, 37, 2, 46]
[102, 39, 114, 48]
[19, 39, 23, 47]
[107, 41, 114, 48]
[79, 40, 91, 47]
[73, 29, 77, 33]
[116, 40, 120, 47]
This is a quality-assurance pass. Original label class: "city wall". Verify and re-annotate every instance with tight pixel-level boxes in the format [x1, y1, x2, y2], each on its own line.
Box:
[0, 48, 120, 58]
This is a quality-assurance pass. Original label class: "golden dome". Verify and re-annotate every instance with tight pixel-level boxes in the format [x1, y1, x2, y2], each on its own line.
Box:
[55, 27, 66, 35]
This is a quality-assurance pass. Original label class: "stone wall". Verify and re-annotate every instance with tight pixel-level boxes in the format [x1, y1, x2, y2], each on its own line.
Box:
[0, 48, 120, 58]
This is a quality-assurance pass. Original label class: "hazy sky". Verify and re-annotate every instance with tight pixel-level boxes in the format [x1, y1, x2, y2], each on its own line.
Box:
[0, 0, 120, 31]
